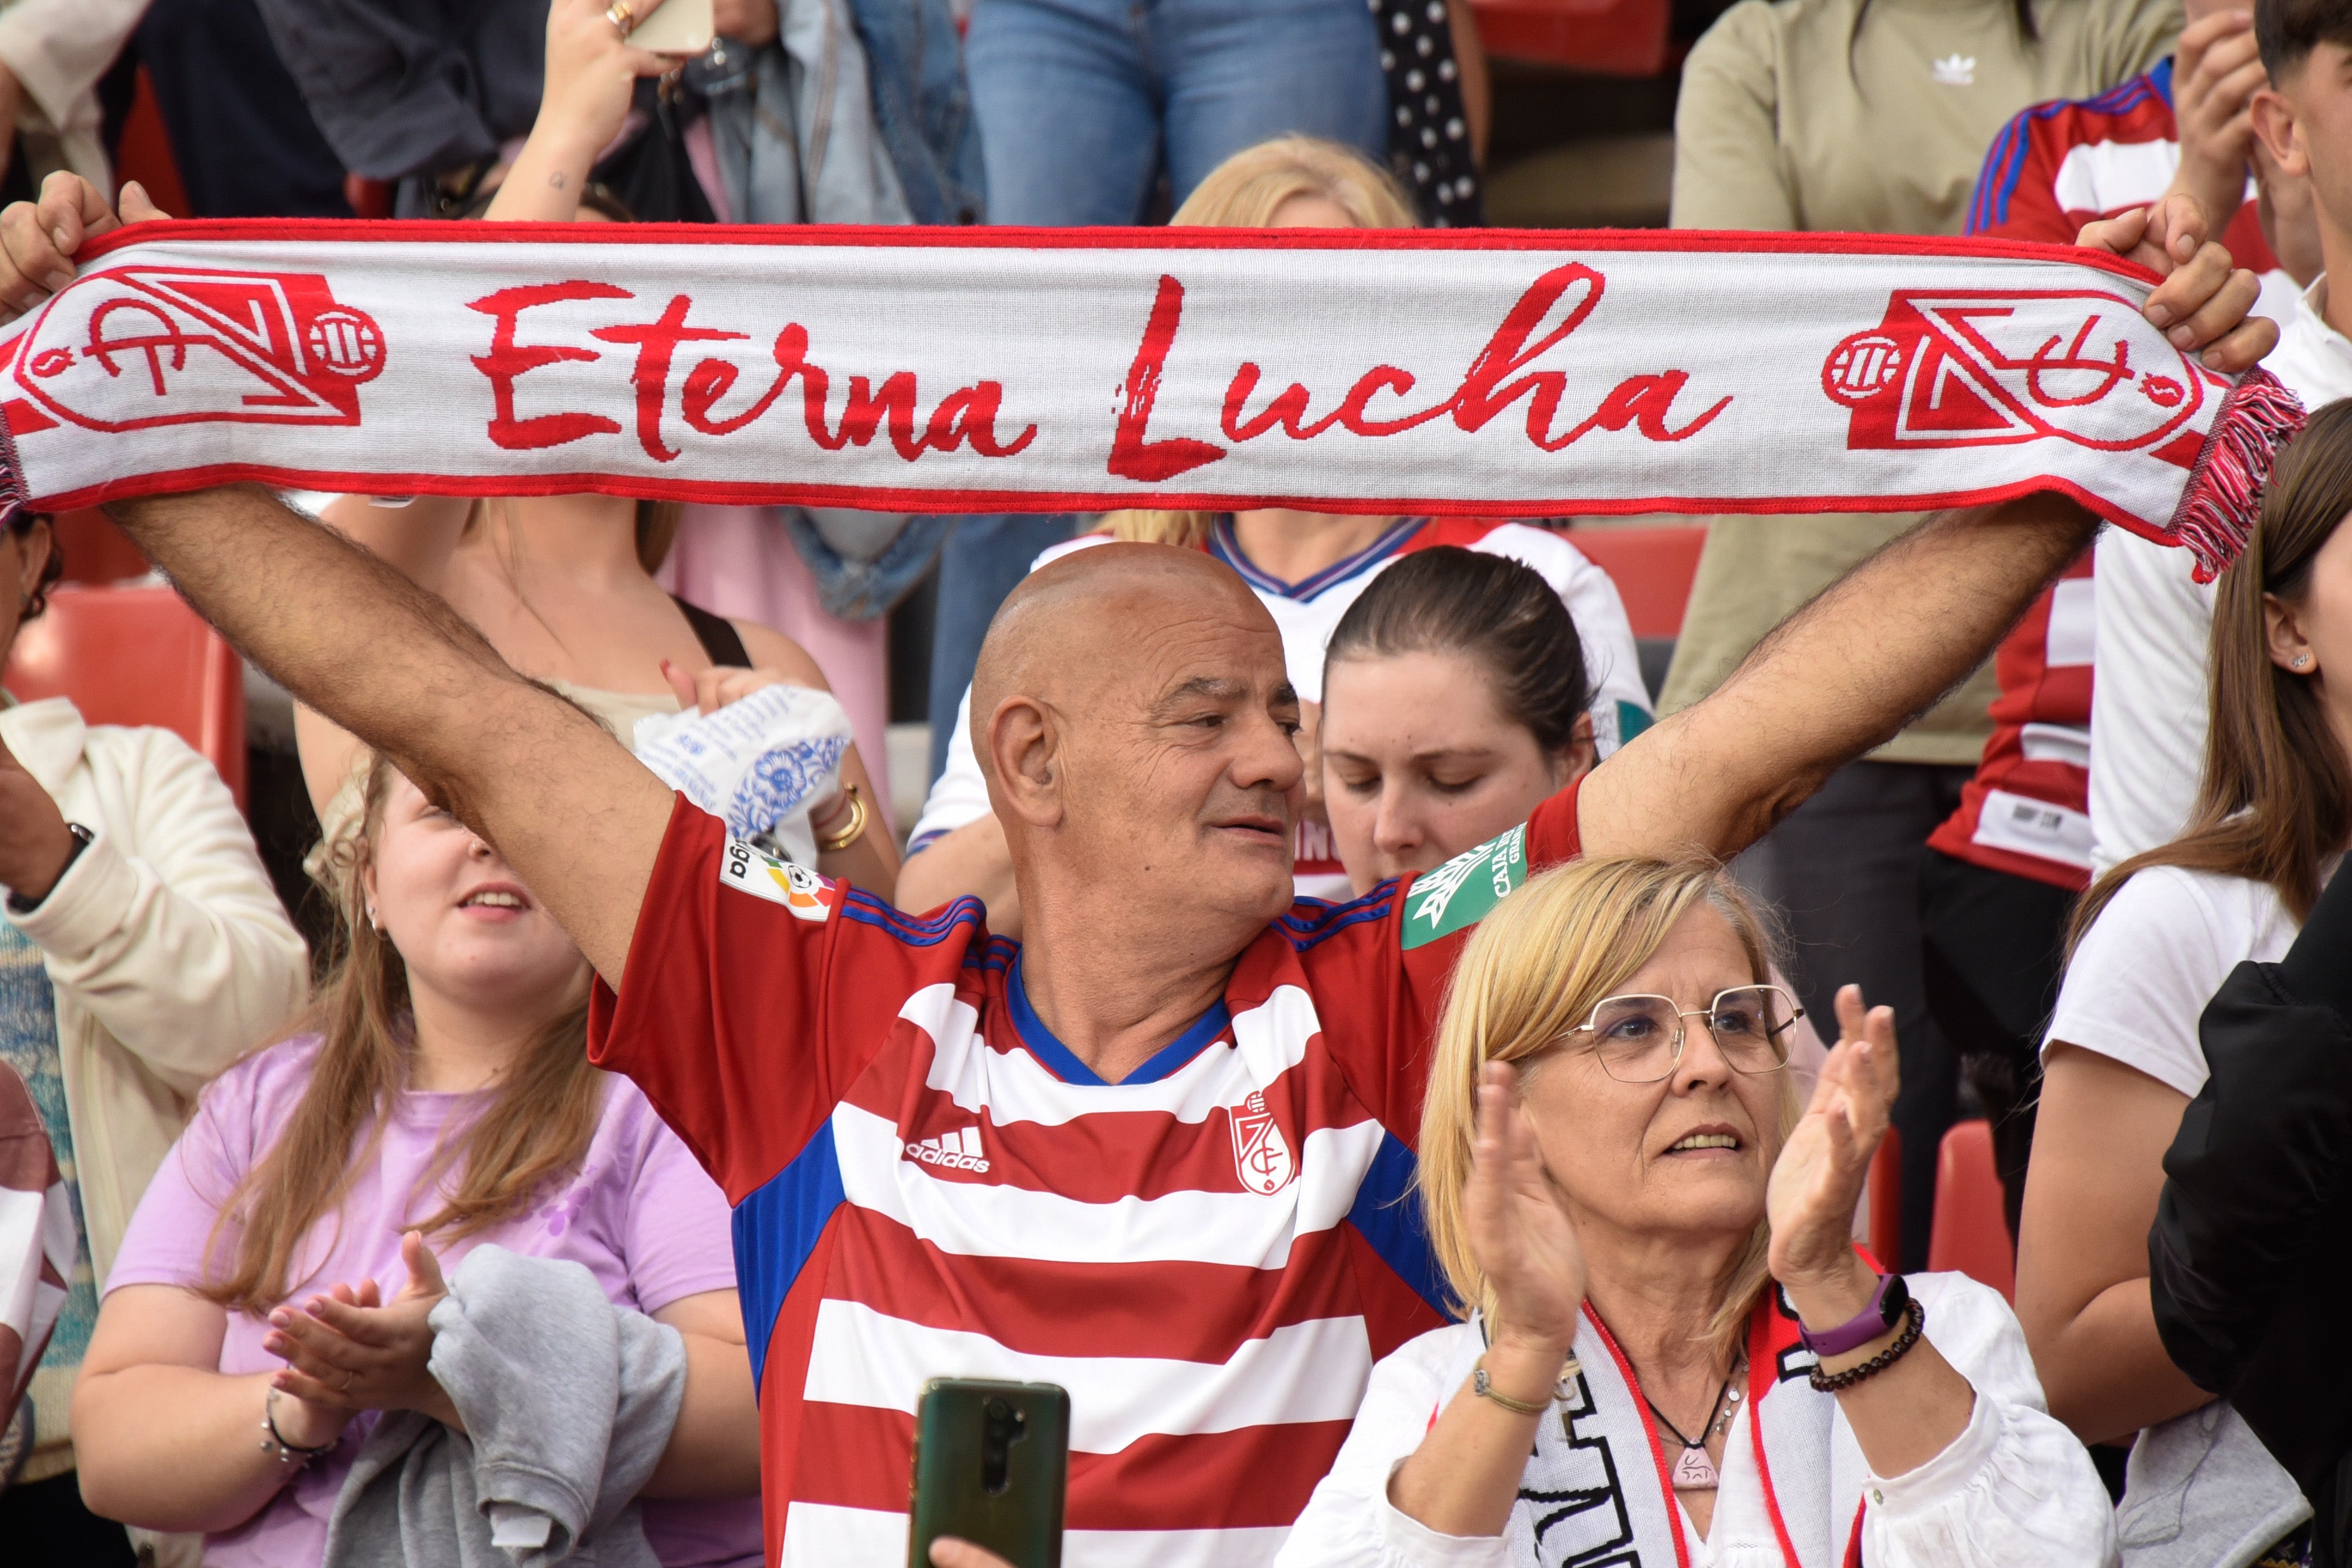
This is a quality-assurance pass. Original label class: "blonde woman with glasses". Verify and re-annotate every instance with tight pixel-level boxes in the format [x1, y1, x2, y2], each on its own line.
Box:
[1277, 857, 2115, 1568]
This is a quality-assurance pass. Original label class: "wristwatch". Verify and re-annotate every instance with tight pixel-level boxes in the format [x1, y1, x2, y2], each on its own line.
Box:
[6, 822, 92, 914]
[1797, 1272, 1912, 1358]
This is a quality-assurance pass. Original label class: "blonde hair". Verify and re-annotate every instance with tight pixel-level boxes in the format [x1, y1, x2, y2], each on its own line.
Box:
[1419, 857, 1800, 1365]
[1103, 137, 1417, 551]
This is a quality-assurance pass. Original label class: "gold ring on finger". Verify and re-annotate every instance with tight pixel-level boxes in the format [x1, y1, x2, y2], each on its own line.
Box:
[605, 0, 633, 30]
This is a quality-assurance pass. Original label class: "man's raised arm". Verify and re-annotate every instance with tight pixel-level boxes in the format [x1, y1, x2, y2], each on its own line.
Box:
[106, 485, 670, 984]
[1579, 192, 2279, 863]
[1578, 492, 2096, 861]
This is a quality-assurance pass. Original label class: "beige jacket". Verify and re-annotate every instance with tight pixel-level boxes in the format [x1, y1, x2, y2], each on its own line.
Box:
[0, 0, 146, 195]
[1662, 0, 2176, 760]
[1, 694, 308, 1478]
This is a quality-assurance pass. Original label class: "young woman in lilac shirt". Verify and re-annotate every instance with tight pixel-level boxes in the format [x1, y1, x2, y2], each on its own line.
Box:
[66, 754, 761, 1567]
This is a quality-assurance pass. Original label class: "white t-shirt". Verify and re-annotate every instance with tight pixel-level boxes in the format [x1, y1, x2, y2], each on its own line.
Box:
[908, 517, 1652, 898]
[2038, 859, 2328, 1552]
[2042, 863, 2310, 1097]
[2090, 278, 2352, 872]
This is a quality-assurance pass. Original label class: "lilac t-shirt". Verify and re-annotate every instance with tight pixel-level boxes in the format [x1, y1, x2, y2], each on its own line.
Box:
[108, 1034, 760, 1568]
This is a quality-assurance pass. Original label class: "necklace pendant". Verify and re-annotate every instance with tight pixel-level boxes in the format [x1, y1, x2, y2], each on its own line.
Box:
[1670, 1444, 1719, 1490]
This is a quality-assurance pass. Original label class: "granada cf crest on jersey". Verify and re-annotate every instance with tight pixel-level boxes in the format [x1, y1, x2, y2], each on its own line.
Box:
[1229, 1091, 1297, 1196]
[1824, 289, 2222, 467]
[6, 267, 384, 432]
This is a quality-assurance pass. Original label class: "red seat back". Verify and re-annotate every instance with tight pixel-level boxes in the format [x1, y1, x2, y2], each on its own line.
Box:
[1866, 1123, 1901, 1271]
[1564, 525, 1707, 641]
[5, 584, 246, 807]
[1927, 1119, 2014, 1300]
[49, 509, 152, 585]
[1469, 0, 1671, 75]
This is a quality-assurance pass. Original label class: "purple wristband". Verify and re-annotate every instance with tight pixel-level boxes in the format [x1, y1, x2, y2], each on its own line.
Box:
[1797, 1272, 1910, 1358]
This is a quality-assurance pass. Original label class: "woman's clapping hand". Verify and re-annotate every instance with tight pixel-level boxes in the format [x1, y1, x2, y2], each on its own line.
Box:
[1766, 985, 1898, 1288]
[262, 1231, 463, 1429]
[1464, 1060, 1587, 1354]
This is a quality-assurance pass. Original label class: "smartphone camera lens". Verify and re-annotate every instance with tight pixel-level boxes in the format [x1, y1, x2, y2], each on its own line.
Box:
[987, 1399, 1010, 1421]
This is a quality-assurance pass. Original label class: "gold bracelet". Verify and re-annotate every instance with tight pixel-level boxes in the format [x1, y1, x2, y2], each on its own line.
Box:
[1471, 1350, 1582, 1415]
[814, 783, 869, 854]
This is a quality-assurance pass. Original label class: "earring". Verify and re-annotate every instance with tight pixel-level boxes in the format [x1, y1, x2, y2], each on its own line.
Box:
[365, 904, 381, 931]
[2294, 655, 2314, 670]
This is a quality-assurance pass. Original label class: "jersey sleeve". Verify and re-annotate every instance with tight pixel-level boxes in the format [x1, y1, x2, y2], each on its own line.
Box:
[1968, 104, 2084, 243]
[589, 794, 943, 1202]
[1300, 780, 1585, 1140]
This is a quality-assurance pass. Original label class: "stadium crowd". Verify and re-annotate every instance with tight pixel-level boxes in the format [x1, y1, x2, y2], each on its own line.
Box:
[0, 0, 2345, 1564]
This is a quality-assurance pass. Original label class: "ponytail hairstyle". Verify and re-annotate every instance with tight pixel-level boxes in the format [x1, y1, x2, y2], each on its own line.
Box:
[1324, 546, 1591, 757]
[200, 754, 607, 1315]
[1102, 137, 1416, 552]
[2072, 399, 2352, 946]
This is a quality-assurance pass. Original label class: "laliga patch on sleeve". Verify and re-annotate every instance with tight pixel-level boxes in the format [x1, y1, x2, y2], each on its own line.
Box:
[1402, 825, 1528, 949]
[719, 838, 835, 924]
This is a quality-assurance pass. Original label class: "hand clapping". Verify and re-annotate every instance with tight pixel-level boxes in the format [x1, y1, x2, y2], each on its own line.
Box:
[1464, 1060, 1587, 1355]
[263, 1231, 462, 1429]
[1765, 985, 1898, 1289]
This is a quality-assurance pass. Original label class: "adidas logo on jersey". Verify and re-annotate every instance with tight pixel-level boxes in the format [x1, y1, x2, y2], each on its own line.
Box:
[907, 1125, 990, 1173]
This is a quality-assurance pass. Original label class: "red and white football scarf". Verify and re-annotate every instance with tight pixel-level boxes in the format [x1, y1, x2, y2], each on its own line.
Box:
[1442, 1301, 1869, 1568]
[0, 219, 2302, 577]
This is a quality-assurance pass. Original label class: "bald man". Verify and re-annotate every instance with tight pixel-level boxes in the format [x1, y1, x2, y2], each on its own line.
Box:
[44, 182, 2270, 1563]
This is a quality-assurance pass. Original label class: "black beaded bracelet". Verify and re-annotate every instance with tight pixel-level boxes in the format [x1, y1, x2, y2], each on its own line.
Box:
[1808, 1296, 1925, 1393]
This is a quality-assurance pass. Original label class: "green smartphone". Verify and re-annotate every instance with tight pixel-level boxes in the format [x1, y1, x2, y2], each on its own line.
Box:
[907, 1378, 1070, 1568]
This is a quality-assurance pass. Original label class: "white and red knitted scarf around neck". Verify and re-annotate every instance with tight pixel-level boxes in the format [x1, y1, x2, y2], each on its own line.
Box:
[0, 219, 2302, 577]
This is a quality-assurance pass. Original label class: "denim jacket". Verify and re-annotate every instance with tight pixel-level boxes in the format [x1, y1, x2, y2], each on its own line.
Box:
[684, 0, 978, 615]
[842, 0, 986, 227]
[693, 0, 980, 228]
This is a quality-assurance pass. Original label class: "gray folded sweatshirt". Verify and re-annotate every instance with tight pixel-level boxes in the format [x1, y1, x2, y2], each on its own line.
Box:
[321, 1244, 687, 1568]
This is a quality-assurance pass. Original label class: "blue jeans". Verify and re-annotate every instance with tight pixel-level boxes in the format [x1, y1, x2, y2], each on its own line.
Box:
[928, 0, 1385, 783]
[964, 0, 1388, 223]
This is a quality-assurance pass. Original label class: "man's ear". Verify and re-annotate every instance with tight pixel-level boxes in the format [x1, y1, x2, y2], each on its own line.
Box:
[2252, 85, 2308, 178]
[985, 694, 1066, 829]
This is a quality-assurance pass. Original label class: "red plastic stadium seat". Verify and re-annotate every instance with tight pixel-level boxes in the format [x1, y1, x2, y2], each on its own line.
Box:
[1470, 0, 1671, 76]
[1867, 1123, 1901, 1272]
[49, 509, 152, 584]
[1927, 1119, 2014, 1300]
[4, 584, 246, 807]
[114, 68, 191, 220]
[1565, 525, 1707, 640]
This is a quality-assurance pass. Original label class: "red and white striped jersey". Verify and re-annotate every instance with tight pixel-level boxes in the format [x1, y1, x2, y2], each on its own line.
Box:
[1968, 60, 2296, 321]
[1927, 556, 2095, 889]
[590, 786, 1584, 1567]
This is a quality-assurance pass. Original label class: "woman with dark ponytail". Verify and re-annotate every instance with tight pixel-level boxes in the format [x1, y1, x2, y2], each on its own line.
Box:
[1319, 547, 1596, 898]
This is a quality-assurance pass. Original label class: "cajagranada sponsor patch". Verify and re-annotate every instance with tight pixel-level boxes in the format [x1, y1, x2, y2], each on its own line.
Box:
[719, 838, 833, 923]
[1402, 825, 1527, 948]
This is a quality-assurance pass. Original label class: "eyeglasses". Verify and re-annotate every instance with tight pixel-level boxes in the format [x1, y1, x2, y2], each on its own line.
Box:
[1561, 985, 1802, 1083]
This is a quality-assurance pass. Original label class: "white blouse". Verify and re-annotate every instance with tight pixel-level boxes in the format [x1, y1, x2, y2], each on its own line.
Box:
[1272, 1272, 2118, 1568]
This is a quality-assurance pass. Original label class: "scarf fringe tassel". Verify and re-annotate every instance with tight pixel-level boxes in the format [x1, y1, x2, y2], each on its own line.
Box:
[2171, 367, 2307, 582]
